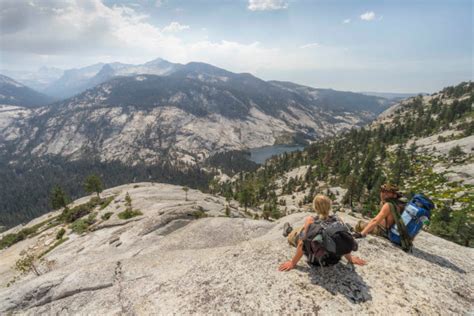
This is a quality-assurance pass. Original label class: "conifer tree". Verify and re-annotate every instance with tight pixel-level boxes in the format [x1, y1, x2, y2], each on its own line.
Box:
[84, 174, 103, 199]
[50, 185, 70, 210]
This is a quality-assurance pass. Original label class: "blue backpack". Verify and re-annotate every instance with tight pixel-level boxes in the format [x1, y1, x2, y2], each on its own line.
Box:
[388, 194, 435, 251]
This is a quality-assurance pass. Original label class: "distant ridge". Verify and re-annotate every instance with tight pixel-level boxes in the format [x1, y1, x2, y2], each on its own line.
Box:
[0, 74, 55, 107]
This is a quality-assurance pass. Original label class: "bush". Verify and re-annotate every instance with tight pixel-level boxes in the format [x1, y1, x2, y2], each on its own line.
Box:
[56, 228, 66, 240]
[85, 212, 97, 225]
[99, 196, 114, 210]
[192, 207, 207, 219]
[0, 234, 23, 250]
[271, 208, 282, 219]
[448, 145, 465, 160]
[70, 219, 89, 234]
[118, 209, 143, 220]
[0, 219, 51, 249]
[60, 198, 101, 223]
[38, 237, 69, 258]
[101, 212, 113, 220]
[15, 253, 40, 276]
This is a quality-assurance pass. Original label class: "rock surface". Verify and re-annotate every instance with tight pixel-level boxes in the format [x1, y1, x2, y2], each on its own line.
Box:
[0, 183, 472, 315]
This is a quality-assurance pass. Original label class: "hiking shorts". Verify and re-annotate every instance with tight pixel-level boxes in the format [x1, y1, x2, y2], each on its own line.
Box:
[355, 220, 387, 237]
[287, 226, 304, 247]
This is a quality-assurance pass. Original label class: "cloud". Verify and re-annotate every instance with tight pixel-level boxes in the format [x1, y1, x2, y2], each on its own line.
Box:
[342, 19, 351, 24]
[0, 0, 360, 76]
[0, 0, 289, 73]
[300, 42, 319, 49]
[360, 11, 376, 21]
[247, 0, 288, 11]
[162, 21, 189, 32]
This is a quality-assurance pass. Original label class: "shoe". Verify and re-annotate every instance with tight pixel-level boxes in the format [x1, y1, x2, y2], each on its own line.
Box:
[283, 222, 293, 237]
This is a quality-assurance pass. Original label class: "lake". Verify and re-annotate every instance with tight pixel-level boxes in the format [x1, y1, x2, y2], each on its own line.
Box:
[248, 144, 305, 164]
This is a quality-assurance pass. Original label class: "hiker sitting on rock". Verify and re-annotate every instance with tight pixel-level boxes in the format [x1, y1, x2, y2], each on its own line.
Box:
[279, 194, 366, 272]
[353, 184, 403, 238]
[353, 184, 434, 252]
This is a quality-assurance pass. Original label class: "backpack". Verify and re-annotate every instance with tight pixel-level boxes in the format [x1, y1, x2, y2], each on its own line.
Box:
[388, 194, 435, 252]
[302, 216, 358, 267]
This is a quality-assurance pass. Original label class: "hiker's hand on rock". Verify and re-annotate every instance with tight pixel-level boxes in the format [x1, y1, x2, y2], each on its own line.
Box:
[352, 232, 365, 239]
[350, 256, 366, 266]
[279, 261, 295, 271]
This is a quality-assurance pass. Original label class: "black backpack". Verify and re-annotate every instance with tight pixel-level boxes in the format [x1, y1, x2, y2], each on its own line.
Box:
[302, 216, 358, 267]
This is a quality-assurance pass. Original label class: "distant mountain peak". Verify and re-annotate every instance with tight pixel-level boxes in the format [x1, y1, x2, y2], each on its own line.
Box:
[0, 74, 25, 88]
[0, 74, 55, 107]
[144, 57, 169, 65]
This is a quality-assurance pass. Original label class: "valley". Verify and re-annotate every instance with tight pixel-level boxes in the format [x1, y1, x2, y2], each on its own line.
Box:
[0, 59, 394, 229]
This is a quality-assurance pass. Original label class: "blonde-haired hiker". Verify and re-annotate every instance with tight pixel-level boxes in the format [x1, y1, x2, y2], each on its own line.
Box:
[279, 194, 366, 272]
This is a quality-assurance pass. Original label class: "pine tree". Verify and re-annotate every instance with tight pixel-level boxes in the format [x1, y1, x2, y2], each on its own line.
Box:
[50, 185, 70, 210]
[238, 184, 253, 212]
[182, 186, 189, 201]
[84, 174, 103, 199]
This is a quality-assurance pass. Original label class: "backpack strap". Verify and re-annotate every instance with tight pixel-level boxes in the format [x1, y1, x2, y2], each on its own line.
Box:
[388, 202, 413, 252]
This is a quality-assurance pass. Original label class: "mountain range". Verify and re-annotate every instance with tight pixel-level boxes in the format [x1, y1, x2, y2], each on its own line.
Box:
[1, 61, 392, 166]
[0, 75, 54, 108]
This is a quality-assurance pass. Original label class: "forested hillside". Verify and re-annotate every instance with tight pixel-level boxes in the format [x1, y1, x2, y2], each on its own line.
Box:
[212, 82, 473, 246]
[0, 156, 212, 228]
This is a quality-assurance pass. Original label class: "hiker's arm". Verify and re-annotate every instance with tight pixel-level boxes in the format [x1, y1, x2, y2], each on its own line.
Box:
[279, 216, 313, 272]
[302, 216, 314, 238]
[361, 204, 390, 236]
[279, 240, 304, 271]
[344, 253, 366, 266]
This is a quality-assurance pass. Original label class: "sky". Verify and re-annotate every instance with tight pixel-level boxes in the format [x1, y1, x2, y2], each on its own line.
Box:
[0, 0, 472, 93]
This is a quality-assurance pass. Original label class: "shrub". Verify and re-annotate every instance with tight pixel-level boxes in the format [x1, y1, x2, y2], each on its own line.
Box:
[15, 253, 40, 276]
[192, 206, 207, 219]
[85, 212, 97, 225]
[38, 237, 69, 258]
[60, 198, 101, 223]
[101, 212, 113, 220]
[262, 209, 271, 220]
[448, 145, 465, 160]
[125, 192, 132, 208]
[70, 219, 89, 234]
[56, 228, 66, 240]
[99, 196, 114, 210]
[0, 234, 23, 250]
[271, 208, 282, 219]
[118, 209, 143, 220]
[0, 219, 51, 249]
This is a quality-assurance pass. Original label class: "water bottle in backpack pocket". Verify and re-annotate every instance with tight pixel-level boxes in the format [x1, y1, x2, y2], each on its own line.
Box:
[389, 194, 435, 245]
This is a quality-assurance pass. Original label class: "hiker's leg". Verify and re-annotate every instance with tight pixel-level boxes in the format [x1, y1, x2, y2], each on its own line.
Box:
[356, 220, 385, 236]
[355, 220, 368, 233]
[287, 226, 303, 247]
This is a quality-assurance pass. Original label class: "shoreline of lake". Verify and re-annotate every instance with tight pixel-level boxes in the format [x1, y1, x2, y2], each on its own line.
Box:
[248, 144, 306, 164]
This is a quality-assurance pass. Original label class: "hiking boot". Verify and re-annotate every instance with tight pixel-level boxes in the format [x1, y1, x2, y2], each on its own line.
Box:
[282, 222, 293, 237]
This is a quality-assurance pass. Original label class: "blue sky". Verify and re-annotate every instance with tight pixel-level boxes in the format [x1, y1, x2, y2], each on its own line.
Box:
[0, 0, 472, 92]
